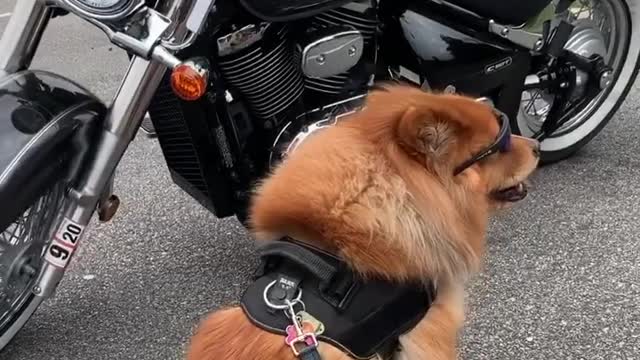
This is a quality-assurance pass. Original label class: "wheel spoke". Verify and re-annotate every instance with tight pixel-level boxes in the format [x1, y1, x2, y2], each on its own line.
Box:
[1, 221, 23, 246]
[0, 182, 65, 330]
[524, 91, 543, 115]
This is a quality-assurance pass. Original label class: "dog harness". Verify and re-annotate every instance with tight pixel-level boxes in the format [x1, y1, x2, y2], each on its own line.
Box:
[240, 239, 436, 359]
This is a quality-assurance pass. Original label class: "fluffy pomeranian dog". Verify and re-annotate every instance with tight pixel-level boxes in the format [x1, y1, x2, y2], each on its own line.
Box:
[186, 85, 540, 360]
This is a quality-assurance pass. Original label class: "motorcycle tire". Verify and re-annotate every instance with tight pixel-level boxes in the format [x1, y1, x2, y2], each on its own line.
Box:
[513, 0, 640, 164]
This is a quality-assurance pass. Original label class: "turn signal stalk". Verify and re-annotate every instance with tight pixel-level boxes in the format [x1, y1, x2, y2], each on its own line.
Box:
[170, 57, 210, 101]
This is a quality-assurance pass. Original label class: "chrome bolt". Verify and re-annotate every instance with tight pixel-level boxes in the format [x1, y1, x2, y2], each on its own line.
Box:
[316, 55, 326, 64]
[500, 28, 509, 36]
[599, 71, 613, 89]
[560, 82, 569, 88]
[21, 263, 37, 277]
[224, 90, 234, 103]
[534, 39, 544, 51]
[32, 286, 41, 295]
[348, 46, 357, 57]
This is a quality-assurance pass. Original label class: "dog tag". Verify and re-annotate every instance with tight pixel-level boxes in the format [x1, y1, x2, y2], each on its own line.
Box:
[297, 311, 325, 335]
[285, 325, 318, 347]
[283, 299, 319, 356]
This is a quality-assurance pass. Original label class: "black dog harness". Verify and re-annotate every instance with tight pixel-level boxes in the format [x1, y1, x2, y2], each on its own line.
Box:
[240, 239, 436, 359]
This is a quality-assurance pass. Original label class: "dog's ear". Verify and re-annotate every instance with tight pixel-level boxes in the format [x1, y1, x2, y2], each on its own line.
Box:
[396, 105, 457, 162]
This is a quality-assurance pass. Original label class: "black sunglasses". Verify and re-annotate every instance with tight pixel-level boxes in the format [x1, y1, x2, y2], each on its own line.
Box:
[453, 110, 512, 176]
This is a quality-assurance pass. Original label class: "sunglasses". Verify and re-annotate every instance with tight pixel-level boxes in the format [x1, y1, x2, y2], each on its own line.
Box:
[453, 109, 512, 176]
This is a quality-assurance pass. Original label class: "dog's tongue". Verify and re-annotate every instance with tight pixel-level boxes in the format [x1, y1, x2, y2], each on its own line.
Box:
[494, 183, 527, 202]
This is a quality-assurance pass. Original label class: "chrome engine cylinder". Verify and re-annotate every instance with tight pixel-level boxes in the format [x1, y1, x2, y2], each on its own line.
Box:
[217, 23, 305, 120]
[303, 2, 378, 95]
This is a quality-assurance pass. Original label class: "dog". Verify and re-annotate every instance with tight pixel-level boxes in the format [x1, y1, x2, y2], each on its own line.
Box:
[186, 85, 540, 360]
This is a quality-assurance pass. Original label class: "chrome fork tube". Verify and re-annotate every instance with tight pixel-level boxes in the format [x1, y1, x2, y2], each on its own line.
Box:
[0, 0, 51, 76]
[34, 0, 195, 298]
[35, 57, 168, 298]
[72, 56, 167, 211]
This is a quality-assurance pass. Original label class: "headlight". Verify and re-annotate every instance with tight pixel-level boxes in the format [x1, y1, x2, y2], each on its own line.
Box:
[74, 0, 130, 10]
[64, 0, 143, 20]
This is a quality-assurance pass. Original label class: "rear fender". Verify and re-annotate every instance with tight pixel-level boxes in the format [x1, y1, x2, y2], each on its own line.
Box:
[0, 70, 106, 231]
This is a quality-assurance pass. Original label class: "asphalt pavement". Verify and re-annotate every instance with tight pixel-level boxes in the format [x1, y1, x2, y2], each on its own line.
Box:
[1, 2, 639, 359]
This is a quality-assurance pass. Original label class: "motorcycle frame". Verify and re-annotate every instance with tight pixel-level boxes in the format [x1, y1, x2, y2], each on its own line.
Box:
[0, 0, 567, 300]
[147, 0, 559, 224]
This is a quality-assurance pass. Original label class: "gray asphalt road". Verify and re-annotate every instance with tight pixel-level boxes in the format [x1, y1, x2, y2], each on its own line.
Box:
[1, 2, 639, 360]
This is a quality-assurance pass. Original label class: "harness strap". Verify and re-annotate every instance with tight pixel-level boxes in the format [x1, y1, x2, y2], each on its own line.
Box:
[244, 240, 435, 359]
[258, 241, 338, 283]
[299, 346, 323, 360]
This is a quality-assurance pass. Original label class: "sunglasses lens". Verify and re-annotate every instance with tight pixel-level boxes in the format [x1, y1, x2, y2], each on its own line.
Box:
[454, 110, 513, 176]
[497, 114, 512, 152]
[499, 134, 511, 152]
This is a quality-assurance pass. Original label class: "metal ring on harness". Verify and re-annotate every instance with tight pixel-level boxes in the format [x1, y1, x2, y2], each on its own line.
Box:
[263, 279, 303, 310]
[285, 299, 306, 319]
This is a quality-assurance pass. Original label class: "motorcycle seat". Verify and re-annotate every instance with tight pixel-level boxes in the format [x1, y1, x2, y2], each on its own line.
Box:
[445, 0, 552, 25]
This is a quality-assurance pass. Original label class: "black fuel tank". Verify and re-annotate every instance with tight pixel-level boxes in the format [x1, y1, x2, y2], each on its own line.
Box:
[380, 0, 531, 121]
[239, 0, 352, 21]
[381, 1, 529, 94]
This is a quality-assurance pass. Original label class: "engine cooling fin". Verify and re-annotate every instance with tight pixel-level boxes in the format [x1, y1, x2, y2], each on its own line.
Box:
[218, 25, 305, 120]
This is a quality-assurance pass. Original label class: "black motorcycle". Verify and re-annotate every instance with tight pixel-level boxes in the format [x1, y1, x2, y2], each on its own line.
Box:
[0, 0, 637, 350]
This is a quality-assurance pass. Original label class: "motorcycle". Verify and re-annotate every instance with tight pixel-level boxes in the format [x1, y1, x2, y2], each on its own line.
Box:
[0, 0, 637, 351]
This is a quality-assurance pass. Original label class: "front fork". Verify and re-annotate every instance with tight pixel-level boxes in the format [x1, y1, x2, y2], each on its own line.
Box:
[35, 58, 168, 298]
[0, 0, 50, 76]
[0, 0, 188, 299]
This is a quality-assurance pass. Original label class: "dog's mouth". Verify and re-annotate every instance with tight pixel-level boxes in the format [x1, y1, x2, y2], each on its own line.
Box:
[491, 182, 528, 202]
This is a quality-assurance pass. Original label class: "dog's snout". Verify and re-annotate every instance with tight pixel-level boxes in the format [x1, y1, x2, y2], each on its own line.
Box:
[532, 142, 540, 158]
[511, 135, 541, 158]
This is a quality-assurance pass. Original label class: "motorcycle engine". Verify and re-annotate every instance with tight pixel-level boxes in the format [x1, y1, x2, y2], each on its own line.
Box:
[215, 0, 377, 167]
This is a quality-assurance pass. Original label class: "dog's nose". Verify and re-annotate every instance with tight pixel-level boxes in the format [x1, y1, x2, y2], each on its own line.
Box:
[532, 142, 541, 158]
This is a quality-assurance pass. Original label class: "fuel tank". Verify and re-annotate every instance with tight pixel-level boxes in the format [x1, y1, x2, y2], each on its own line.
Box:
[239, 0, 352, 21]
[380, 0, 531, 119]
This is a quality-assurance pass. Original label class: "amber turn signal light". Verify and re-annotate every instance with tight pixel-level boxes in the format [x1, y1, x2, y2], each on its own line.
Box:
[170, 58, 210, 101]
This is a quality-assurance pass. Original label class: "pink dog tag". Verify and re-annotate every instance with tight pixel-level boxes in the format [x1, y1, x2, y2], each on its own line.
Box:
[285, 324, 317, 346]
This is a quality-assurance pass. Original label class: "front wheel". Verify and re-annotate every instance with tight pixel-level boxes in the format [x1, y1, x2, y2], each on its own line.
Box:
[0, 182, 66, 350]
[514, 0, 640, 163]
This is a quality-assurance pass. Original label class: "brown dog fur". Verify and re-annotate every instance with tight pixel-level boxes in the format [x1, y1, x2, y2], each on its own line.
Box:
[186, 85, 539, 360]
